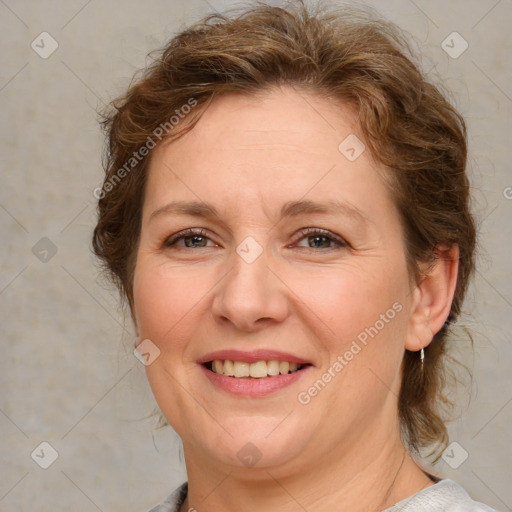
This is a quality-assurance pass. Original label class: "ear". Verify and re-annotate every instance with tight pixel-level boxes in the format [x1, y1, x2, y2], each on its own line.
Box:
[405, 244, 459, 352]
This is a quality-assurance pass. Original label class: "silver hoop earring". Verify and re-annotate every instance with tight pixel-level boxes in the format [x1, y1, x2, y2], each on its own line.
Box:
[420, 347, 425, 367]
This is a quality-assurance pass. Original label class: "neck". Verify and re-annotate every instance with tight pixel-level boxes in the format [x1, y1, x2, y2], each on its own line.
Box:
[180, 424, 435, 512]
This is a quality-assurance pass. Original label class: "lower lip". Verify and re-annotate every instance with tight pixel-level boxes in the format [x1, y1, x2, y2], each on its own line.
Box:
[200, 364, 310, 397]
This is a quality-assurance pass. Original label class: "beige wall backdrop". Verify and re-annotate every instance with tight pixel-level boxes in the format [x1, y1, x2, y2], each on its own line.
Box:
[1, 0, 511, 510]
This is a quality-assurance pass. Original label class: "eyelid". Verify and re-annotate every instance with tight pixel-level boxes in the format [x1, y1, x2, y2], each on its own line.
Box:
[291, 227, 349, 248]
[164, 228, 216, 247]
[163, 227, 348, 249]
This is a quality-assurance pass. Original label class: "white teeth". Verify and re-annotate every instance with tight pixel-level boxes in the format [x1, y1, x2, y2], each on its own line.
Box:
[267, 360, 280, 376]
[210, 359, 304, 378]
[233, 361, 249, 378]
[223, 360, 235, 376]
[249, 361, 268, 378]
[279, 361, 290, 375]
[213, 360, 224, 374]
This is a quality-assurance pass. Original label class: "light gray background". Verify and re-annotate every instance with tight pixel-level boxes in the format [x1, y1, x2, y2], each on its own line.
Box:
[0, 0, 511, 511]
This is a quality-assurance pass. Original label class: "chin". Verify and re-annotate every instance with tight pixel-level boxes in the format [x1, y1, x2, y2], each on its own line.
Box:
[187, 414, 313, 471]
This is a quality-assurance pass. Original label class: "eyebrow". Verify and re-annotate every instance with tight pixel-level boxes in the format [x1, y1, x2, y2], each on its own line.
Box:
[149, 199, 369, 224]
[149, 201, 220, 221]
[280, 199, 369, 224]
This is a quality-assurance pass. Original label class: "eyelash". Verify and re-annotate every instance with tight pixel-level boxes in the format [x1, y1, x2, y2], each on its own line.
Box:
[164, 228, 211, 248]
[163, 227, 348, 251]
[292, 227, 348, 250]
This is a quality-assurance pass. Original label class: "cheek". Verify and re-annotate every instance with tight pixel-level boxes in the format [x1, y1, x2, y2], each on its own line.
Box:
[132, 257, 209, 344]
[292, 267, 409, 414]
[288, 261, 409, 346]
[132, 259, 211, 424]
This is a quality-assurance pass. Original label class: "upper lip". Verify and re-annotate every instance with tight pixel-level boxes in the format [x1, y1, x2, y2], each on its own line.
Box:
[197, 349, 312, 365]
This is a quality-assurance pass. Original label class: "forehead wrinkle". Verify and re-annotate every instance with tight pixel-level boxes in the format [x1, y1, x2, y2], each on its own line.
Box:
[236, 143, 306, 151]
[280, 199, 371, 225]
[148, 197, 372, 230]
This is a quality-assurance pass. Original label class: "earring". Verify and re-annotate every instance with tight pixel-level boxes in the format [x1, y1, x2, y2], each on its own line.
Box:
[420, 347, 425, 368]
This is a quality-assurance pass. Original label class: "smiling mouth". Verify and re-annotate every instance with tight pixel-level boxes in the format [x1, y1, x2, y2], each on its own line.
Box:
[205, 360, 309, 378]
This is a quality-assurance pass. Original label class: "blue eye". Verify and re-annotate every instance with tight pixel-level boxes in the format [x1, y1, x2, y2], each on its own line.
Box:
[301, 235, 333, 248]
[182, 235, 209, 248]
[294, 228, 347, 250]
[163, 227, 347, 251]
[164, 229, 215, 248]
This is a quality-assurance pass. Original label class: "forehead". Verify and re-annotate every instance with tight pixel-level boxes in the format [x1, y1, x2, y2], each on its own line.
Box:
[143, 85, 393, 222]
[160, 86, 359, 162]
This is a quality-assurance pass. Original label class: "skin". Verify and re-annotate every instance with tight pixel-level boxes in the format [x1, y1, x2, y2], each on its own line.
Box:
[132, 85, 459, 511]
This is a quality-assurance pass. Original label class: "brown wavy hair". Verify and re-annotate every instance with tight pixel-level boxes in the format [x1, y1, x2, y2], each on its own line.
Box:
[92, 0, 476, 460]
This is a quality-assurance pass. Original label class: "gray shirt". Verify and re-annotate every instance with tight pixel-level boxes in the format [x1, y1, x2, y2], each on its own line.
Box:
[147, 479, 498, 511]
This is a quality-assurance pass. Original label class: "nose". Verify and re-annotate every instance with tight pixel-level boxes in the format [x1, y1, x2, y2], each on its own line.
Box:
[211, 246, 290, 332]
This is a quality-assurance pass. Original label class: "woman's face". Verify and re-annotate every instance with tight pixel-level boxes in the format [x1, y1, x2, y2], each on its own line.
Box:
[133, 86, 417, 473]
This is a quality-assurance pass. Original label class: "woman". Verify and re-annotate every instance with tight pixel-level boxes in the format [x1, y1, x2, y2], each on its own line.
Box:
[93, 1, 498, 510]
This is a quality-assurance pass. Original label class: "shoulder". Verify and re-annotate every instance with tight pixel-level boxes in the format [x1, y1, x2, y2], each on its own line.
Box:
[146, 482, 188, 512]
[148, 479, 498, 512]
[384, 479, 498, 512]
